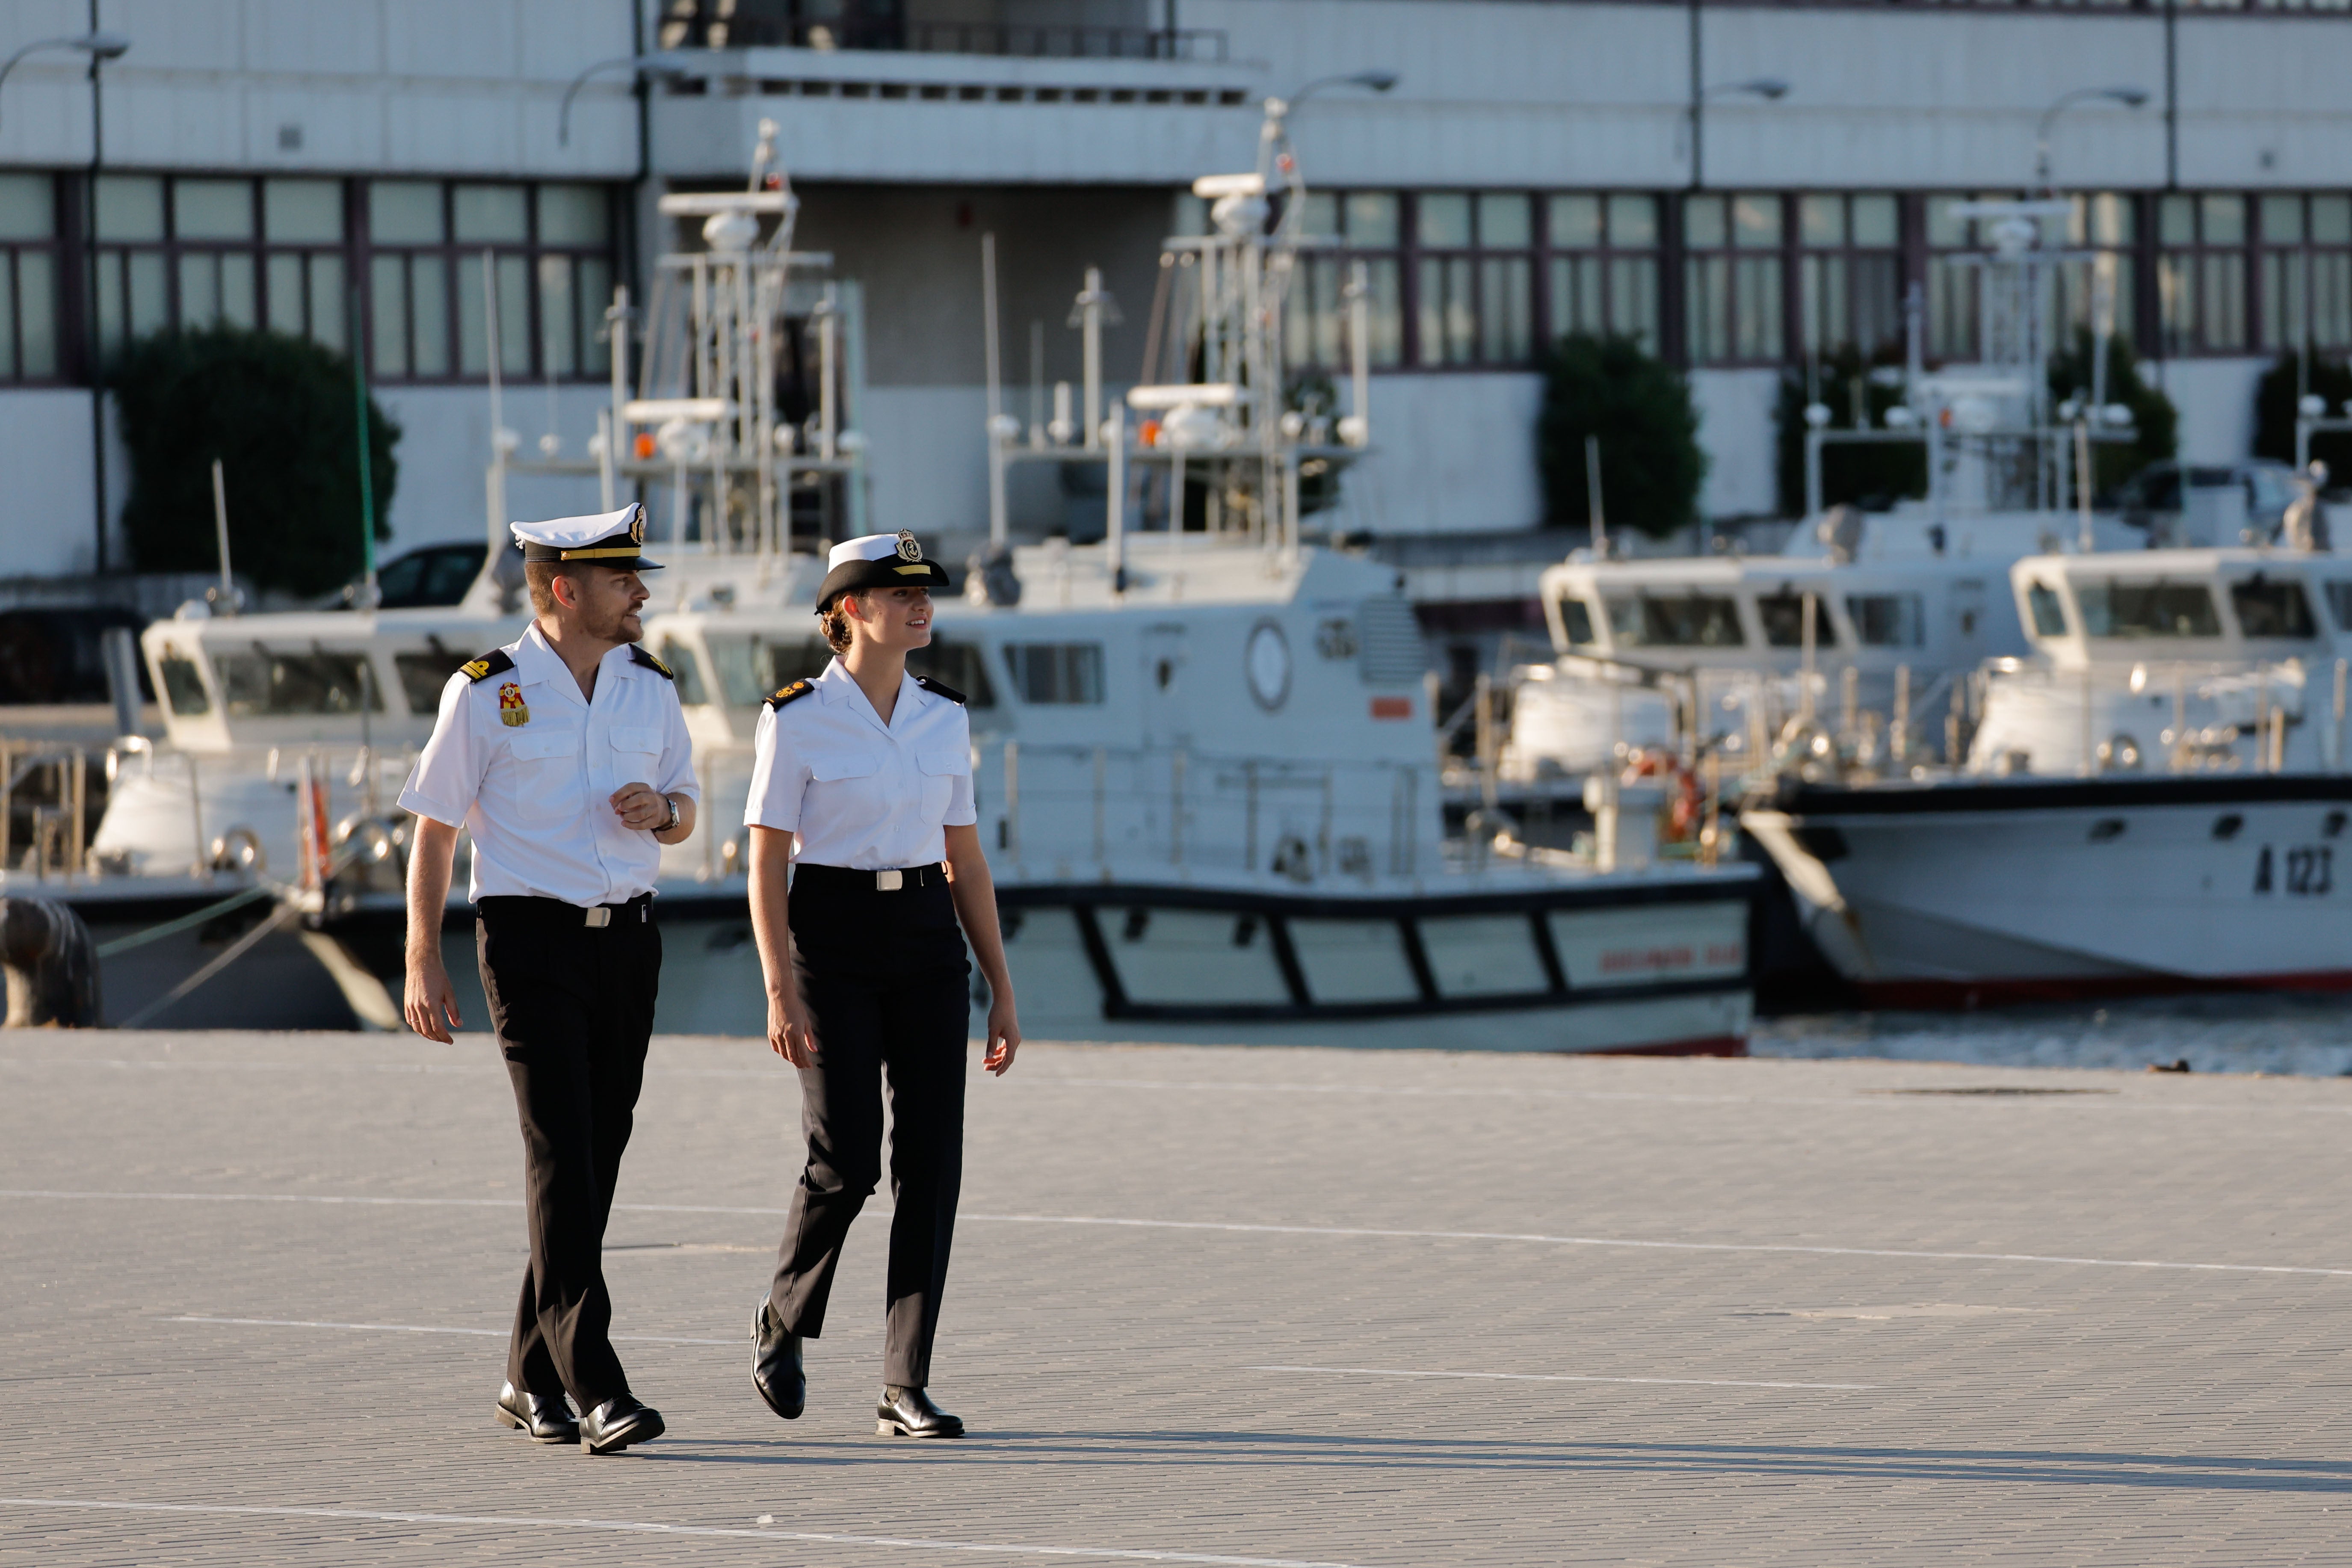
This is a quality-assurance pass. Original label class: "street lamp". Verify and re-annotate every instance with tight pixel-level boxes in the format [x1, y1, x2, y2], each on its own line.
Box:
[2036, 86, 2149, 191]
[0, 32, 128, 129]
[558, 50, 698, 146]
[1263, 69, 1397, 124]
[1690, 77, 1788, 190]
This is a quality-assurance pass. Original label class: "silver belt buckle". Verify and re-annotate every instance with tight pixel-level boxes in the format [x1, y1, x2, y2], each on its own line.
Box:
[875, 869, 904, 891]
[584, 906, 612, 928]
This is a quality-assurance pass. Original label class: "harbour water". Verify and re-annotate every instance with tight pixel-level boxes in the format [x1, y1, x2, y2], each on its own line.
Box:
[1754, 993, 2352, 1077]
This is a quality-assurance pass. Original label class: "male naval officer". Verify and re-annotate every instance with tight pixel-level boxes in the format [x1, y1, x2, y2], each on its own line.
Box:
[399, 503, 698, 1456]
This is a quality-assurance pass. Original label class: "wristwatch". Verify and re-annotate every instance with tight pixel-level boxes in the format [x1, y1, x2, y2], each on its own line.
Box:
[660, 796, 680, 833]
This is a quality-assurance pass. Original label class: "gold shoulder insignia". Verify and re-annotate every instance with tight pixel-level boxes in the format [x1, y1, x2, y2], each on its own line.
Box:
[461, 649, 514, 683]
[460, 659, 489, 681]
[767, 680, 816, 710]
[629, 645, 674, 680]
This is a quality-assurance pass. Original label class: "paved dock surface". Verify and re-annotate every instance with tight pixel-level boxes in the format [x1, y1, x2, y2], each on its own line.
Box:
[8, 1032, 2352, 1566]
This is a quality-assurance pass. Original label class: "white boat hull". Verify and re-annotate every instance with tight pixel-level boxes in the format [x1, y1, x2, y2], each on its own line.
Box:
[1744, 776, 2352, 1005]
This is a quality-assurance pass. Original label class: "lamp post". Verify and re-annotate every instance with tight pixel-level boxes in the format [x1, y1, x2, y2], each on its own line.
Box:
[558, 50, 697, 148]
[0, 32, 134, 575]
[1690, 77, 1787, 190]
[1262, 68, 1399, 124]
[2035, 86, 2149, 192]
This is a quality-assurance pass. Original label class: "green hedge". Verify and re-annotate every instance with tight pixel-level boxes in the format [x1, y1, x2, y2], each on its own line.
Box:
[1537, 332, 1706, 538]
[115, 327, 399, 597]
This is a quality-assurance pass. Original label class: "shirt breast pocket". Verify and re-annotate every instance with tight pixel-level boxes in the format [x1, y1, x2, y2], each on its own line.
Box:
[609, 725, 663, 781]
[503, 729, 583, 826]
[916, 748, 969, 824]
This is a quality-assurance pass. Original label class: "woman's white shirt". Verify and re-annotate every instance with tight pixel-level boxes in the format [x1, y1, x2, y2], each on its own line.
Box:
[743, 657, 976, 869]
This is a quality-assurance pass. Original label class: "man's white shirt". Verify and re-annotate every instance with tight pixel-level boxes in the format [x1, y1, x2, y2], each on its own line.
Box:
[743, 657, 976, 869]
[398, 622, 698, 907]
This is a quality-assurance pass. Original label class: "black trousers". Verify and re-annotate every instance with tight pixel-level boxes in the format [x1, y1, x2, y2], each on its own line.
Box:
[769, 864, 971, 1389]
[476, 893, 661, 1411]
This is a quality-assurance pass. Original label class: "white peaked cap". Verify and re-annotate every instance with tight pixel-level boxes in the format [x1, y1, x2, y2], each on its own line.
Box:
[828, 532, 915, 570]
[511, 503, 645, 552]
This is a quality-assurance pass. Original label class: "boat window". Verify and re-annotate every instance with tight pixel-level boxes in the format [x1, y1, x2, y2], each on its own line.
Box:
[1604, 593, 1745, 648]
[2074, 581, 2221, 639]
[704, 633, 995, 709]
[2230, 578, 2318, 639]
[655, 639, 708, 705]
[1556, 596, 1598, 647]
[1002, 642, 1103, 704]
[2026, 582, 2069, 637]
[908, 640, 997, 707]
[156, 645, 210, 716]
[1845, 592, 1924, 647]
[215, 649, 386, 716]
[1754, 592, 1837, 648]
[2325, 582, 2352, 631]
[392, 649, 477, 713]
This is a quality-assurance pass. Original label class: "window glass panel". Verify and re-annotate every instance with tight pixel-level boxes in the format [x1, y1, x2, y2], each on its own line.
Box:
[1479, 255, 1531, 361]
[174, 178, 251, 240]
[2262, 194, 2304, 245]
[2202, 194, 2245, 246]
[2074, 581, 2221, 638]
[1757, 592, 1838, 648]
[2160, 194, 2196, 246]
[2231, 579, 2317, 639]
[907, 639, 997, 708]
[95, 251, 122, 358]
[1558, 597, 1597, 647]
[178, 252, 219, 325]
[1362, 257, 1402, 366]
[0, 174, 50, 240]
[267, 252, 305, 337]
[2204, 252, 2246, 351]
[1734, 255, 1783, 359]
[1851, 194, 1898, 247]
[18, 251, 54, 377]
[0, 258, 21, 379]
[96, 175, 164, 242]
[309, 254, 346, 350]
[2027, 583, 2069, 637]
[1607, 594, 1745, 648]
[1607, 194, 1657, 249]
[1297, 191, 1337, 240]
[1002, 643, 1104, 704]
[157, 648, 210, 715]
[1172, 193, 1206, 237]
[1417, 192, 1470, 248]
[1686, 255, 1728, 362]
[2081, 192, 2134, 246]
[1609, 254, 1658, 349]
[1548, 194, 1600, 249]
[1846, 592, 1925, 647]
[1799, 195, 1844, 247]
[1926, 196, 1970, 248]
[2326, 582, 2352, 630]
[370, 180, 444, 244]
[1550, 254, 1600, 337]
[498, 254, 530, 373]
[265, 178, 342, 243]
[370, 255, 408, 376]
[538, 254, 575, 376]
[1683, 195, 1725, 249]
[1417, 255, 1473, 364]
[127, 251, 166, 338]
[2316, 196, 2352, 246]
[222, 253, 257, 330]
[1344, 193, 1397, 248]
[1732, 193, 1779, 249]
[452, 183, 528, 244]
[216, 650, 386, 716]
[579, 256, 613, 375]
[536, 183, 608, 247]
[412, 256, 450, 375]
[1477, 193, 1530, 249]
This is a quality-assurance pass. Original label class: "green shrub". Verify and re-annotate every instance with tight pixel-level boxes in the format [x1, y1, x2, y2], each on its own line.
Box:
[114, 327, 399, 597]
[1773, 347, 1926, 519]
[1537, 332, 1706, 538]
[2251, 352, 2352, 478]
[2046, 329, 2174, 497]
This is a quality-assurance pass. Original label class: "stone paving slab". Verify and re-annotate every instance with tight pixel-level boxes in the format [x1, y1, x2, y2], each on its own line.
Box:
[8, 1032, 2352, 1565]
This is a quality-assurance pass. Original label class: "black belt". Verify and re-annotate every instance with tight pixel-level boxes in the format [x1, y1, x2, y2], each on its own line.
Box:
[478, 892, 653, 928]
[792, 862, 947, 893]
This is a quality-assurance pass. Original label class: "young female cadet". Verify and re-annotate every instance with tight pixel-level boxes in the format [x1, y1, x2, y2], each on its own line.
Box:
[743, 530, 1021, 1440]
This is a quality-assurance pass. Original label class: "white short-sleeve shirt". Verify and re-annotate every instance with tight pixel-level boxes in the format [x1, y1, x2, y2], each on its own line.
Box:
[397, 623, 700, 907]
[743, 657, 976, 869]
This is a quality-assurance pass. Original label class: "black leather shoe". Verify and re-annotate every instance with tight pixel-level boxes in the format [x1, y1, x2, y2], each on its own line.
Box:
[876, 1385, 964, 1439]
[751, 1300, 805, 1420]
[494, 1381, 579, 1444]
[579, 1394, 664, 1454]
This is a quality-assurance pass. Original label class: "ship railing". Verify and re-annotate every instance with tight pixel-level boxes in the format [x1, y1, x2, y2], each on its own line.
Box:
[1973, 655, 2349, 775]
[981, 740, 1440, 885]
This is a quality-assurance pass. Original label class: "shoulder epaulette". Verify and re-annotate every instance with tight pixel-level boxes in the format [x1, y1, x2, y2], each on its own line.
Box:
[767, 680, 816, 710]
[460, 648, 515, 683]
[630, 645, 674, 680]
[914, 675, 967, 705]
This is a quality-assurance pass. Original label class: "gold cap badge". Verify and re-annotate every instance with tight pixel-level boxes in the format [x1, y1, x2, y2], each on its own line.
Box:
[894, 531, 922, 563]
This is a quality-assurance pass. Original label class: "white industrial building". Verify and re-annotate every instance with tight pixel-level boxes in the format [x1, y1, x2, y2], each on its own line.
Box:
[2, 0, 2349, 602]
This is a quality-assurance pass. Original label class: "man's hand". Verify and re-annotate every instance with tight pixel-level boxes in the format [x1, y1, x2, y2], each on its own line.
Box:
[405, 950, 461, 1042]
[611, 782, 673, 832]
[768, 990, 819, 1069]
[982, 994, 1021, 1076]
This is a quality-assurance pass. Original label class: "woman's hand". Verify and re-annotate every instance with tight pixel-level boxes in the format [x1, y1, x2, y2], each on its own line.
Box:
[982, 992, 1020, 1076]
[769, 990, 819, 1068]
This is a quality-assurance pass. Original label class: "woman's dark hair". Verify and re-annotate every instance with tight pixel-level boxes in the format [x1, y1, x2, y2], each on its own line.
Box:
[819, 593, 859, 654]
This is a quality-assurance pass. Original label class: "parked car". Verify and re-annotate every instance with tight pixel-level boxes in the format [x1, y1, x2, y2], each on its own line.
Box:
[351, 542, 489, 609]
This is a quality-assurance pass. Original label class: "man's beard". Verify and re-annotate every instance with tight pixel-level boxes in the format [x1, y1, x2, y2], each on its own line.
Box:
[583, 603, 642, 643]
